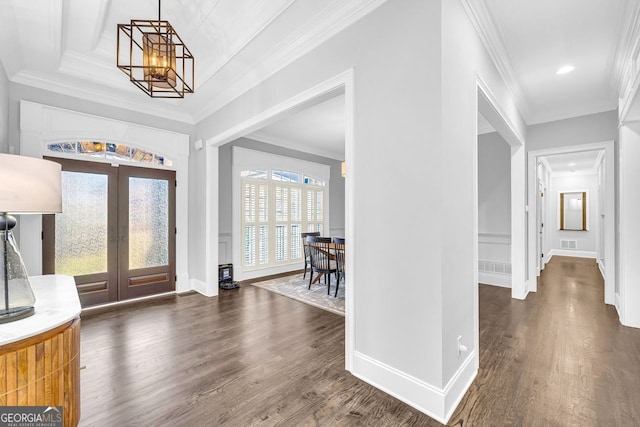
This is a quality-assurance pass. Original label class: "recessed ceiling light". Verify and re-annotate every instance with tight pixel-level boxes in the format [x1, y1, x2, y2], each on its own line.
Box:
[568, 162, 576, 166]
[557, 65, 575, 75]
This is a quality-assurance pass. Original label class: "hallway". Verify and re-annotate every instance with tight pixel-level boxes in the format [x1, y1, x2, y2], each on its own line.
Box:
[452, 256, 640, 425]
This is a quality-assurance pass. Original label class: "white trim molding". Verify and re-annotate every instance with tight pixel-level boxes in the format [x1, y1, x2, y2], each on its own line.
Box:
[479, 271, 511, 288]
[352, 351, 477, 424]
[547, 250, 597, 260]
[462, 0, 531, 122]
[232, 146, 331, 281]
[476, 77, 527, 302]
[18, 100, 191, 294]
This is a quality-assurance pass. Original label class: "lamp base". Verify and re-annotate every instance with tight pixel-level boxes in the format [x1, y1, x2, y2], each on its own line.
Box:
[0, 305, 35, 323]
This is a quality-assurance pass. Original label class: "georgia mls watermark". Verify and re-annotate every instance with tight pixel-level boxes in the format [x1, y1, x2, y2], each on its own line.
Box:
[0, 406, 63, 427]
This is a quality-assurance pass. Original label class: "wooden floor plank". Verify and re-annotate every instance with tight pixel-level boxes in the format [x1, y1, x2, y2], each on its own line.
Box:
[79, 257, 640, 426]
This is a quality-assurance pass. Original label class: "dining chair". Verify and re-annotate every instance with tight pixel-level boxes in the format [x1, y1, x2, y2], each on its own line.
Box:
[306, 235, 337, 295]
[301, 232, 321, 279]
[332, 237, 345, 297]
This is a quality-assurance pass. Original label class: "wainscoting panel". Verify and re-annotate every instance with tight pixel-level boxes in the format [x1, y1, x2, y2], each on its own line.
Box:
[330, 228, 346, 238]
[547, 249, 597, 259]
[478, 233, 512, 288]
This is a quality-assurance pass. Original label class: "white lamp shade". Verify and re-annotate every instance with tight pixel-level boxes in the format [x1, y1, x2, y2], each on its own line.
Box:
[0, 154, 62, 214]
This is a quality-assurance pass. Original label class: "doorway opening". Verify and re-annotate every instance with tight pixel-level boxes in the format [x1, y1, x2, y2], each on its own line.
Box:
[475, 81, 527, 367]
[205, 69, 355, 369]
[527, 142, 615, 306]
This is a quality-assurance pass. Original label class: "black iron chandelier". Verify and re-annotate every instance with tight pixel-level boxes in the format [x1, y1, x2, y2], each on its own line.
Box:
[117, 0, 194, 98]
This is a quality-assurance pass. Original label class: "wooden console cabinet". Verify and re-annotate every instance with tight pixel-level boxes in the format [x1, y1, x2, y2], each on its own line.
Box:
[0, 275, 81, 427]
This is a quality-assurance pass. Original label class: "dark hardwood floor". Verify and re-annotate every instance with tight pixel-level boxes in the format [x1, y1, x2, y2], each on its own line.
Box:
[79, 285, 437, 426]
[451, 256, 640, 426]
[79, 256, 640, 426]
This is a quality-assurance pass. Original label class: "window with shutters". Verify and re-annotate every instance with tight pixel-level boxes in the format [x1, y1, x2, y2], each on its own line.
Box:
[241, 169, 325, 270]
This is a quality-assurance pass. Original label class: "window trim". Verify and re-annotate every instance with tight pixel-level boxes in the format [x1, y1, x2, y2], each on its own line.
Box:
[232, 147, 330, 281]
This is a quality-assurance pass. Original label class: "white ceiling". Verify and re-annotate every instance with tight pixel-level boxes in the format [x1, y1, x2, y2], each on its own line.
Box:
[0, 0, 383, 124]
[0, 0, 637, 147]
[261, 0, 635, 154]
[470, 0, 632, 124]
[249, 94, 346, 160]
[541, 150, 602, 173]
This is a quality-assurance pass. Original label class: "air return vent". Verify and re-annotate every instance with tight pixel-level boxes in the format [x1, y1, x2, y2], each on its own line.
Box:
[561, 240, 577, 250]
[478, 260, 512, 274]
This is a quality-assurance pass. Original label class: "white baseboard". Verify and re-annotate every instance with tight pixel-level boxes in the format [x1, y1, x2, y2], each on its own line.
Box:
[615, 292, 622, 320]
[190, 278, 218, 297]
[547, 249, 597, 259]
[526, 278, 537, 293]
[597, 259, 605, 280]
[478, 272, 511, 288]
[176, 273, 190, 293]
[352, 350, 477, 424]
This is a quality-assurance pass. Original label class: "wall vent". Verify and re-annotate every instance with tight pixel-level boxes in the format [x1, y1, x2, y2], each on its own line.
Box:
[561, 240, 578, 250]
[479, 260, 512, 275]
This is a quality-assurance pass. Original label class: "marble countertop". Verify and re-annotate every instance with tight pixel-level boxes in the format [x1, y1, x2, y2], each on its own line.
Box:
[0, 275, 81, 346]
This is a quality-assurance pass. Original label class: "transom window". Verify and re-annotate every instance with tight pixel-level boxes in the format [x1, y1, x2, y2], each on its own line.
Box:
[47, 141, 172, 166]
[242, 169, 325, 270]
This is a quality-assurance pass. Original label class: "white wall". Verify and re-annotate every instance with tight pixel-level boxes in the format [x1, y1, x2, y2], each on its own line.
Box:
[548, 173, 598, 256]
[0, 65, 8, 153]
[478, 131, 511, 287]
[188, 0, 526, 421]
[442, 0, 526, 395]
[527, 110, 618, 152]
[8, 83, 195, 152]
[478, 132, 511, 235]
[194, 0, 448, 393]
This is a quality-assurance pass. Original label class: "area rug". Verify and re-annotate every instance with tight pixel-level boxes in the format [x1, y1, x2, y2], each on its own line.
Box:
[249, 273, 345, 316]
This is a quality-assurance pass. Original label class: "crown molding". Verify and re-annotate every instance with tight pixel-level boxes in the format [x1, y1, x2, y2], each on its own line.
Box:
[191, 0, 390, 123]
[610, 0, 640, 96]
[6, 0, 388, 127]
[461, 0, 532, 124]
[11, 70, 196, 125]
[0, 1, 23, 78]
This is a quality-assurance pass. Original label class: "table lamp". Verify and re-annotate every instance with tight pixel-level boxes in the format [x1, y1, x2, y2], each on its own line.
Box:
[0, 154, 61, 323]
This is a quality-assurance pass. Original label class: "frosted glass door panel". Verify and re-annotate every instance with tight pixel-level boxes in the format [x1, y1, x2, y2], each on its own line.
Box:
[55, 171, 109, 276]
[128, 177, 169, 269]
